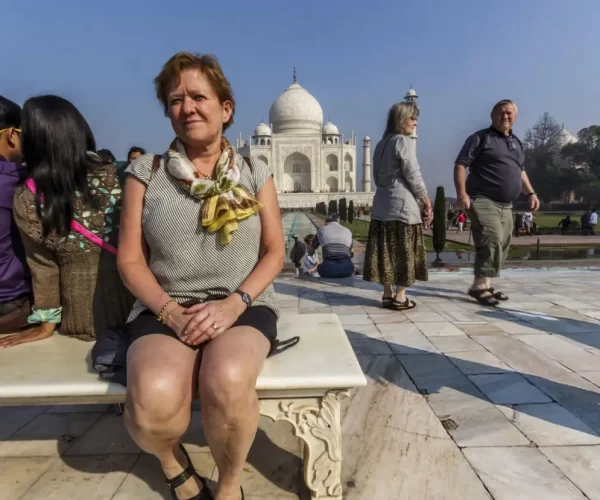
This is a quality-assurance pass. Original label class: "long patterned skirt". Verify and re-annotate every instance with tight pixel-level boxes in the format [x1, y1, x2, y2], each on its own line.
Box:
[363, 220, 428, 287]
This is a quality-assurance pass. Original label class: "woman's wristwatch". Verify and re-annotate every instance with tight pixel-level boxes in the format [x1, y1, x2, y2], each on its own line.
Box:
[232, 289, 252, 310]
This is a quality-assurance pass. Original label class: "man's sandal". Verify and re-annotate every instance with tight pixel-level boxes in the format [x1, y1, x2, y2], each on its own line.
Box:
[468, 288, 499, 306]
[165, 443, 214, 500]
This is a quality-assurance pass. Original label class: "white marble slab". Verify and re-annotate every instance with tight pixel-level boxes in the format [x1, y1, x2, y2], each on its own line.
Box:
[472, 334, 600, 435]
[0, 314, 367, 404]
[448, 351, 513, 375]
[20, 454, 138, 500]
[540, 446, 600, 500]
[414, 322, 466, 337]
[463, 447, 587, 500]
[342, 356, 490, 499]
[428, 336, 485, 353]
[498, 404, 600, 446]
[468, 373, 552, 405]
[399, 354, 529, 447]
[515, 334, 600, 372]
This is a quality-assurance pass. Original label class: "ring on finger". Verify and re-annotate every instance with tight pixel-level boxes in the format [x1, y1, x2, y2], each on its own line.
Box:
[212, 322, 219, 331]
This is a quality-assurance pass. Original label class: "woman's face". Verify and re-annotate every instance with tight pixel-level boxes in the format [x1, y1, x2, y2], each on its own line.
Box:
[402, 116, 418, 136]
[166, 68, 232, 146]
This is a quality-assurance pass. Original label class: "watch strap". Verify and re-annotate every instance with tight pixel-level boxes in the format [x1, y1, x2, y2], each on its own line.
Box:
[233, 289, 252, 308]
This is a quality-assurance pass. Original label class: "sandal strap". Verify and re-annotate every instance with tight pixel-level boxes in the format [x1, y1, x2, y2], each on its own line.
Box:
[166, 468, 194, 490]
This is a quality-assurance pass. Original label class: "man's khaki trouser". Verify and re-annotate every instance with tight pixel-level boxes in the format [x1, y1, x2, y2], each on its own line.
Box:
[468, 197, 513, 278]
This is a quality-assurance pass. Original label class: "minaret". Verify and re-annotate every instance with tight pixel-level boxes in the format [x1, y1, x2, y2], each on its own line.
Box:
[404, 85, 418, 139]
[362, 135, 372, 192]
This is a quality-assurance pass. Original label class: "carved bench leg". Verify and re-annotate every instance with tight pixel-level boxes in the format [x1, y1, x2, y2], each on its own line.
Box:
[260, 390, 349, 499]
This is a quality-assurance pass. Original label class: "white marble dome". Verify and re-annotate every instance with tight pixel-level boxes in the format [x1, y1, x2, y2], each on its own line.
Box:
[558, 127, 577, 147]
[269, 82, 324, 135]
[322, 121, 339, 135]
[406, 88, 417, 97]
[253, 122, 272, 136]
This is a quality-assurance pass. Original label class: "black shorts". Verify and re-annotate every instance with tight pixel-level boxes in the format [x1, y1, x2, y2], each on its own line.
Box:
[127, 305, 278, 351]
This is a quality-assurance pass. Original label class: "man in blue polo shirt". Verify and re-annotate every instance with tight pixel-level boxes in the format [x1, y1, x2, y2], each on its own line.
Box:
[0, 96, 31, 333]
[454, 99, 540, 306]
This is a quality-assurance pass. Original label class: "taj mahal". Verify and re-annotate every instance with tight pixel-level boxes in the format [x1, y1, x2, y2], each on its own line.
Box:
[235, 71, 398, 209]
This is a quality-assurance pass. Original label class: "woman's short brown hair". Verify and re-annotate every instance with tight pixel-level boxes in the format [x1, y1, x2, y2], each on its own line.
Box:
[154, 52, 236, 131]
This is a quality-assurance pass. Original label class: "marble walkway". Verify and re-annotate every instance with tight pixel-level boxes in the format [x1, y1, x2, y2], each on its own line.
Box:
[3, 269, 600, 499]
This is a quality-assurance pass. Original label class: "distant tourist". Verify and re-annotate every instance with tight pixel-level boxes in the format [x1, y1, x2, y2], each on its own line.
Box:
[289, 233, 306, 277]
[0, 95, 133, 348]
[363, 101, 432, 310]
[302, 234, 320, 277]
[97, 148, 117, 163]
[455, 99, 539, 306]
[523, 211, 534, 235]
[446, 209, 455, 230]
[457, 211, 466, 234]
[116, 146, 146, 185]
[127, 146, 146, 164]
[310, 212, 354, 278]
[557, 215, 572, 235]
[0, 96, 32, 334]
[118, 52, 283, 500]
[589, 209, 598, 235]
[581, 210, 591, 235]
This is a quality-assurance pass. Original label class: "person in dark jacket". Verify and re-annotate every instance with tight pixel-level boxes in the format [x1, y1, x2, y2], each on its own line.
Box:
[0, 96, 32, 334]
[289, 233, 306, 277]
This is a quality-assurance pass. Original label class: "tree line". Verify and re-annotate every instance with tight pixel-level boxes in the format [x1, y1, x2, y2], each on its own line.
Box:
[315, 198, 355, 223]
[524, 113, 600, 205]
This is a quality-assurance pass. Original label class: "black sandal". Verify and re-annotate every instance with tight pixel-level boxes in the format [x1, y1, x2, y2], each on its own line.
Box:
[468, 288, 499, 306]
[165, 443, 214, 500]
[382, 296, 394, 309]
[391, 298, 417, 311]
[488, 287, 509, 301]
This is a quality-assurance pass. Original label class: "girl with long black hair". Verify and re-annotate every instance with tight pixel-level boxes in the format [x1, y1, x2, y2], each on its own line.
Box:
[0, 95, 133, 348]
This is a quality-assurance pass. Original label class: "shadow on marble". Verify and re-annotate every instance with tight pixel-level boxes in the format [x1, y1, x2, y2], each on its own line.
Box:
[349, 331, 600, 438]
[1, 407, 304, 497]
[478, 307, 600, 350]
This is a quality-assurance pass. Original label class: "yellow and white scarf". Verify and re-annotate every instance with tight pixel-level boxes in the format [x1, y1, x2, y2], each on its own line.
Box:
[166, 137, 263, 245]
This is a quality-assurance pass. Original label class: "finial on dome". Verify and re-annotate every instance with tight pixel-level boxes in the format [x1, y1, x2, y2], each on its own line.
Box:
[293, 67, 297, 83]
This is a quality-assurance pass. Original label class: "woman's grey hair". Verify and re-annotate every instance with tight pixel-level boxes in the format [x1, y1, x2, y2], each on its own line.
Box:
[383, 101, 420, 137]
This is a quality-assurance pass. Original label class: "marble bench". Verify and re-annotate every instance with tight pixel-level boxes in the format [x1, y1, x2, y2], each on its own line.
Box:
[0, 313, 366, 500]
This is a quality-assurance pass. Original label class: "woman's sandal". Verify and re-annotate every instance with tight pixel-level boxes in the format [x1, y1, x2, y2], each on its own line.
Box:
[165, 443, 214, 500]
[468, 288, 499, 306]
[382, 296, 394, 309]
[488, 287, 509, 301]
[391, 298, 417, 311]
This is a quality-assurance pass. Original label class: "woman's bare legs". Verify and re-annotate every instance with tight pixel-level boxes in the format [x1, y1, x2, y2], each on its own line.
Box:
[125, 334, 201, 499]
[198, 326, 270, 500]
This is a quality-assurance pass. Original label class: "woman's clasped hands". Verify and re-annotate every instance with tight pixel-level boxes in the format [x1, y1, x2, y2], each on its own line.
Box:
[166, 296, 246, 347]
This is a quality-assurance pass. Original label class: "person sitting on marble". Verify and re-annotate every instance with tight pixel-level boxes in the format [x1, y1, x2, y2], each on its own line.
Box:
[0, 95, 133, 348]
[118, 52, 284, 500]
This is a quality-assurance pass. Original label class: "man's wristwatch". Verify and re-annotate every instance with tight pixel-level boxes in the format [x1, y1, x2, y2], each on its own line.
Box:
[526, 192, 537, 197]
[233, 289, 252, 309]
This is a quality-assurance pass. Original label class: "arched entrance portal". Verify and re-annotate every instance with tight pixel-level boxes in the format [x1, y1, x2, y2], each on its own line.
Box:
[283, 152, 311, 192]
[326, 176, 339, 192]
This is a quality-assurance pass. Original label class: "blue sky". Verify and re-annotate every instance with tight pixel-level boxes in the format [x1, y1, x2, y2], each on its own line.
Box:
[2, 0, 599, 194]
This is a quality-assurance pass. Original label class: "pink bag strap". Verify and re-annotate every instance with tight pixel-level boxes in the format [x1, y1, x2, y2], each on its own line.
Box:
[25, 178, 118, 255]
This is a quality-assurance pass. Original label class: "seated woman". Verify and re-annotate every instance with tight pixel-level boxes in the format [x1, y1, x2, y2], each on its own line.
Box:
[0, 95, 133, 348]
[118, 52, 284, 500]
